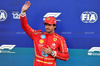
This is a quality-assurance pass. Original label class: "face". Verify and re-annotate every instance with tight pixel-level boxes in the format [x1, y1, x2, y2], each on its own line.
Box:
[45, 23, 56, 33]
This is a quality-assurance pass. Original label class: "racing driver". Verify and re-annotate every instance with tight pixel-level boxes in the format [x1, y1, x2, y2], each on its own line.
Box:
[20, 1, 69, 66]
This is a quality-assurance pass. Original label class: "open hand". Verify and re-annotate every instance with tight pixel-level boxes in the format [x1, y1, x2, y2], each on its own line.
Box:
[41, 45, 52, 55]
[21, 1, 31, 13]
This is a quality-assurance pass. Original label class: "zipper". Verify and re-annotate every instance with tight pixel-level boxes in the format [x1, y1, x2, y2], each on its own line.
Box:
[43, 56, 45, 66]
[43, 34, 48, 66]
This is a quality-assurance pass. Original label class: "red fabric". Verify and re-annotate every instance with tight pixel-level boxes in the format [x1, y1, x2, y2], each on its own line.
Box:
[20, 15, 69, 66]
[43, 16, 57, 24]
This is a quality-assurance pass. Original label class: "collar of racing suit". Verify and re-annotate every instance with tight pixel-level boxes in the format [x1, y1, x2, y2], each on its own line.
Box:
[43, 31, 56, 35]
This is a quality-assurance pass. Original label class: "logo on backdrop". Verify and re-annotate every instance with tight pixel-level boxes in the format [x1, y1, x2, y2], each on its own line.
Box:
[12, 11, 20, 19]
[43, 12, 61, 21]
[0, 44, 16, 53]
[88, 47, 100, 56]
[80, 11, 98, 23]
[0, 10, 7, 21]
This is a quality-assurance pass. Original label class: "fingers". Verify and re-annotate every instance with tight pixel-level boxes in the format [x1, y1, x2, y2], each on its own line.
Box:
[41, 48, 44, 52]
[41, 46, 51, 54]
[47, 45, 50, 49]
[41, 46, 50, 51]
[41, 47, 46, 52]
[25, 1, 27, 5]
[25, 1, 31, 6]
[41, 50, 47, 54]
[42, 51, 46, 54]
[42, 47, 47, 50]
[27, 1, 31, 6]
[41, 47, 47, 54]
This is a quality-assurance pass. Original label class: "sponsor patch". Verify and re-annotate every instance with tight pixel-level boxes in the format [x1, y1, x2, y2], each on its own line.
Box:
[39, 39, 44, 44]
[41, 35, 46, 39]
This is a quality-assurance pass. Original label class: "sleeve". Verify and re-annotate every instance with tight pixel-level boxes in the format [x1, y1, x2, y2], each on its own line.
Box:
[51, 37, 69, 61]
[20, 13, 42, 40]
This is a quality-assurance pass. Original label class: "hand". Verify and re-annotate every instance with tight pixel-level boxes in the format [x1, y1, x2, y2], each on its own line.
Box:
[21, 1, 31, 13]
[41, 45, 52, 55]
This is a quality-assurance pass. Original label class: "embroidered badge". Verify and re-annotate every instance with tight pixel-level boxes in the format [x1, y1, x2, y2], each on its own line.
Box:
[39, 39, 44, 43]
[42, 52, 48, 57]
[41, 35, 46, 39]
[53, 38, 57, 41]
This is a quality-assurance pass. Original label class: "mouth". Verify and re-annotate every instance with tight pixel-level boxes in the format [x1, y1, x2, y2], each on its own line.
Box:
[46, 28, 50, 31]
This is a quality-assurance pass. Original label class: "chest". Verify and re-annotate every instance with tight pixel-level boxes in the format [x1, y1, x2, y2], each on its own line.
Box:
[36, 34, 60, 50]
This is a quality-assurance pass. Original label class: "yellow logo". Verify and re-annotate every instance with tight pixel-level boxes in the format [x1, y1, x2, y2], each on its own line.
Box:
[53, 38, 57, 41]
[39, 39, 44, 43]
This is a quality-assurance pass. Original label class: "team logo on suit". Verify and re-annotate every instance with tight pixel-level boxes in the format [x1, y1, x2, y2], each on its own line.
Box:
[53, 38, 57, 41]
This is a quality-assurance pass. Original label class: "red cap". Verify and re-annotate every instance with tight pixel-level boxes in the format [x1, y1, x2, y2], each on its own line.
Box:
[43, 16, 57, 25]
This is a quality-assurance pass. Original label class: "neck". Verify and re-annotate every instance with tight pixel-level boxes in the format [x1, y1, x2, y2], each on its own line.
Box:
[46, 30, 54, 34]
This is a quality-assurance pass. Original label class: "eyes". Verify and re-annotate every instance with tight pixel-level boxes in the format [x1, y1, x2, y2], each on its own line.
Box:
[45, 23, 52, 26]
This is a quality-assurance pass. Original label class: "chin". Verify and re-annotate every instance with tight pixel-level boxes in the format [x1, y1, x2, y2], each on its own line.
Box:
[46, 31, 50, 33]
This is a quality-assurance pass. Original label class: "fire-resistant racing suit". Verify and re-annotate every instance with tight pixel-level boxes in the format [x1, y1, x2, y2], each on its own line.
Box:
[20, 13, 69, 66]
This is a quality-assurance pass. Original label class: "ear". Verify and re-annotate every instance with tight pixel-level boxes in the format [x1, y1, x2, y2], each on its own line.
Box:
[55, 26, 56, 28]
[54, 25, 56, 30]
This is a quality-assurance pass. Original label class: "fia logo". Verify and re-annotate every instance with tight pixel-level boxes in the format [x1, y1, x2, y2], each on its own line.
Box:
[43, 12, 61, 21]
[12, 11, 20, 19]
[0, 10, 7, 21]
[80, 11, 98, 23]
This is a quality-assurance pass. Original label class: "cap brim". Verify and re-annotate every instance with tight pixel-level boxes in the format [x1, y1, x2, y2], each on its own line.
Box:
[43, 22, 53, 25]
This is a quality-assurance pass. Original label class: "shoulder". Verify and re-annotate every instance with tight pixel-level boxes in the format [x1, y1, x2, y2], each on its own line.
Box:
[54, 33, 65, 40]
[34, 29, 42, 34]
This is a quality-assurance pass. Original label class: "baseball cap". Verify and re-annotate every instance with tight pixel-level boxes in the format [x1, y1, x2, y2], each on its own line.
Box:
[43, 16, 57, 25]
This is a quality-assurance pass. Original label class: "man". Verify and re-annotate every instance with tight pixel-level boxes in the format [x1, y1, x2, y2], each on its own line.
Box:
[20, 1, 69, 66]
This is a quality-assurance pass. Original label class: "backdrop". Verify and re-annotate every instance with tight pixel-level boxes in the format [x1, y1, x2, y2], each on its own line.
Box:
[0, 0, 100, 66]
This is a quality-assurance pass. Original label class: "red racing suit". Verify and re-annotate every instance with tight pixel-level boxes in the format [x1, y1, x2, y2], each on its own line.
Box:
[20, 13, 69, 66]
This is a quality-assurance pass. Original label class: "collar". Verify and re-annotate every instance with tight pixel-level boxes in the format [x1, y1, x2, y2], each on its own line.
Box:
[43, 31, 56, 35]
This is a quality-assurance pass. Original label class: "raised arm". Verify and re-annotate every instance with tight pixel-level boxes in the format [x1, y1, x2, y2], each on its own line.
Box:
[20, 1, 41, 40]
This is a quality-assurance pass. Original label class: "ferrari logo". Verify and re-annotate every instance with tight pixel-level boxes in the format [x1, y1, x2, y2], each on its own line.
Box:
[53, 38, 57, 41]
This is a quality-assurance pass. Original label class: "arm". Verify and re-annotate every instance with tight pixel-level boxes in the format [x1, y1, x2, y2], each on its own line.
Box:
[20, 1, 41, 40]
[52, 37, 69, 61]
[42, 37, 69, 61]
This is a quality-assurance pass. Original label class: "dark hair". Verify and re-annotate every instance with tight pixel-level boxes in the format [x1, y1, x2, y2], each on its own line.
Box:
[53, 24, 56, 30]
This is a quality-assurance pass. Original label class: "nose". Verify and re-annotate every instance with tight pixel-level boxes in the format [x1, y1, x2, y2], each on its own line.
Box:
[45, 24, 49, 28]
